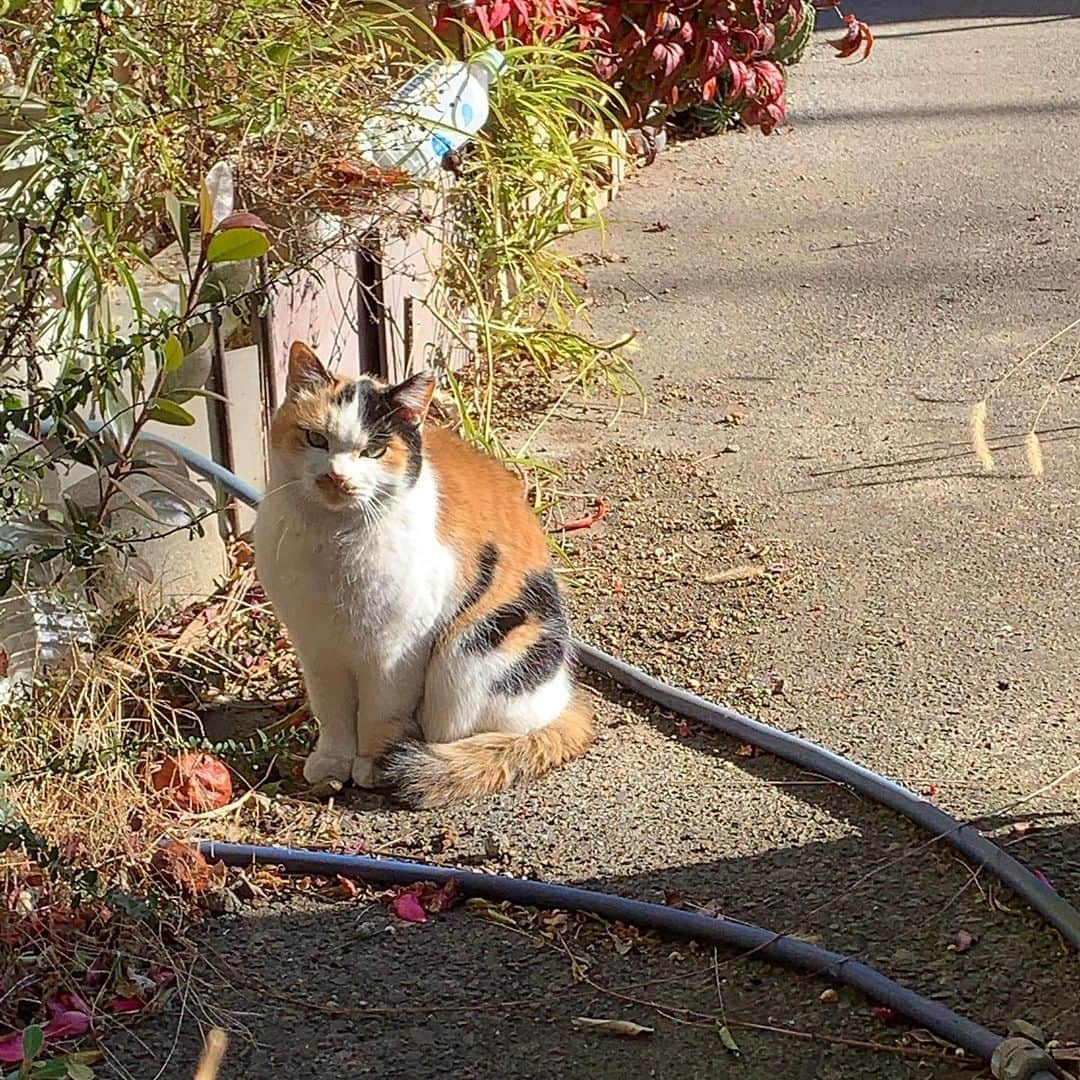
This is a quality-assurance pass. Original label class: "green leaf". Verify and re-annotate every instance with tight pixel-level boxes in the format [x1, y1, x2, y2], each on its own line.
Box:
[22, 1025, 44, 1063]
[31, 1060, 67, 1079]
[164, 190, 185, 248]
[65, 1064, 95, 1080]
[162, 335, 184, 373]
[716, 1024, 741, 1056]
[145, 400, 196, 426]
[205, 228, 269, 265]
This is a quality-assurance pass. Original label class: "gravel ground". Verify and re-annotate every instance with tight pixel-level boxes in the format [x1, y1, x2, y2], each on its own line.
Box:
[107, 5, 1079, 1077]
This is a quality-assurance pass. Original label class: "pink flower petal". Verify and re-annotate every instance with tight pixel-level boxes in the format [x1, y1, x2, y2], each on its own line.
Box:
[45, 1012, 90, 1039]
[108, 996, 144, 1014]
[391, 893, 428, 923]
[0, 1032, 24, 1063]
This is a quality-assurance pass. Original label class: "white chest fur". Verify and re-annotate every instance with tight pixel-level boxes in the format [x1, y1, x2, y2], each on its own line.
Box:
[254, 465, 457, 674]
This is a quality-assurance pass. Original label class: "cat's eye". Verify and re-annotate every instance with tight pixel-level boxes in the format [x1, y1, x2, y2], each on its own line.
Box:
[304, 429, 329, 450]
[363, 443, 387, 460]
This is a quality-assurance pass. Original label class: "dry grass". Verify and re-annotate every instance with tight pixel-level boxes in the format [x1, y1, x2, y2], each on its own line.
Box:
[969, 399, 994, 472]
[970, 316, 1079, 476]
[0, 552, 350, 1062]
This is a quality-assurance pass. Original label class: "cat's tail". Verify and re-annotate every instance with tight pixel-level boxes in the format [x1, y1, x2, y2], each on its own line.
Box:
[383, 696, 595, 809]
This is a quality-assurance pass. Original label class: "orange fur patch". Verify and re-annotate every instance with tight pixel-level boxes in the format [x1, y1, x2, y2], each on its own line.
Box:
[424, 426, 550, 635]
[386, 693, 596, 808]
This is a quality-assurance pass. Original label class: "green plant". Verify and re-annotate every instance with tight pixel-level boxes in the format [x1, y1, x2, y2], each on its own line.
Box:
[439, 37, 638, 462]
[0, 1, 446, 612]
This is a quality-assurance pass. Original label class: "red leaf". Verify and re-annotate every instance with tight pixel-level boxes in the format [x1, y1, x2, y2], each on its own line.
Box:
[391, 893, 428, 923]
[109, 996, 145, 1014]
[871, 1006, 899, 1024]
[553, 498, 608, 533]
[0, 646, 8, 678]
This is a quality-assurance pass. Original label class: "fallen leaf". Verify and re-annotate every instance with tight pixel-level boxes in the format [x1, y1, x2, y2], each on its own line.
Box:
[391, 893, 427, 923]
[465, 898, 518, 928]
[150, 753, 233, 813]
[663, 889, 685, 908]
[0, 646, 8, 678]
[697, 897, 725, 918]
[871, 1006, 899, 1024]
[336, 875, 358, 899]
[151, 841, 211, 896]
[675, 720, 691, 738]
[1010, 821, 1034, 837]
[108, 996, 144, 1014]
[44, 992, 91, 1039]
[701, 564, 765, 585]
[922, 783, 938, 797]
[717, 1023, 742, 1055]
[948, 930, 979, 954]
[0, 1032, 24, 1064]
[735, 744, 763, 759]
[572, 1018, 654, 1038]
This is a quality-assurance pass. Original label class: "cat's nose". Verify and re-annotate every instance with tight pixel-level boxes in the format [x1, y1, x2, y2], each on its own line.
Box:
[321, 470, 350, 490]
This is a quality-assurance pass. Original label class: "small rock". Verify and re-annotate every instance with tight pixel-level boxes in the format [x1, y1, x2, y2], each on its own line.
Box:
[820, 989, 839, 1003]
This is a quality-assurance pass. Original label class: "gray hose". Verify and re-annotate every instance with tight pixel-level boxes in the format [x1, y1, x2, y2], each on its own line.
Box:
[149, 433, 1080, 952]
[574, 642, 1080, 951]
[196, 842, 1059, 1079]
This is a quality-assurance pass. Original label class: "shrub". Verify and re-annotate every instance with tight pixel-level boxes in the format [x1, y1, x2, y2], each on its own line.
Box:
[437, 0, 873, 133]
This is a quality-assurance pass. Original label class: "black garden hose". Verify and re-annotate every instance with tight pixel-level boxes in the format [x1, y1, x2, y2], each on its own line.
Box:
[197, 842, 1061, 1080]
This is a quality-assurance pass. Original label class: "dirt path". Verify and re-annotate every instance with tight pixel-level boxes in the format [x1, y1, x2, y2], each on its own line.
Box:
[110, 7, 1079, 1078]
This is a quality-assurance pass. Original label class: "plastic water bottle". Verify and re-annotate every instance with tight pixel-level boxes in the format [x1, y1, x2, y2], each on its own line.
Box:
[356, 46, 506, 180]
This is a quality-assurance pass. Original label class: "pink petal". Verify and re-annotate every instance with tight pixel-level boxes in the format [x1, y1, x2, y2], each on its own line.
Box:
[48, 992, 90, 1018]
[108, 996, 144, 1014]
[391, 893, 428, 923]
[45, 1011, 91, 1039]
[0, 1033, 24, 1063]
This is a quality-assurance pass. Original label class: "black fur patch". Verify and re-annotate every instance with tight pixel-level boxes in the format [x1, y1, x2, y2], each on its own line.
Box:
[333, 378, 423, 485]
[461, 567, 570, 696]
[453, 543, 499, 619]
[492, 630, 569, 697]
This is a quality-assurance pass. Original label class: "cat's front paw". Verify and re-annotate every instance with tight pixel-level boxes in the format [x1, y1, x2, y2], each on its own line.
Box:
[303, 749, 353, 786]
[351, 755, 383, 789]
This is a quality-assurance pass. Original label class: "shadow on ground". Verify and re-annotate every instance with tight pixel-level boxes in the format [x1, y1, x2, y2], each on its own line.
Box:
[827, 0, 1078, 25]
[105, 816, 1079, 1080]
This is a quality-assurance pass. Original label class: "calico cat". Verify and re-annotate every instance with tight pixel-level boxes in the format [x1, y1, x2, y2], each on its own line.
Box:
[253, 341, 594, 808]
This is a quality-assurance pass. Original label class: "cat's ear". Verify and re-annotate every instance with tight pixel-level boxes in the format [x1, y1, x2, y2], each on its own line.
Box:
[388, 370, 436, 427]
[287, 341, 332, 394]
